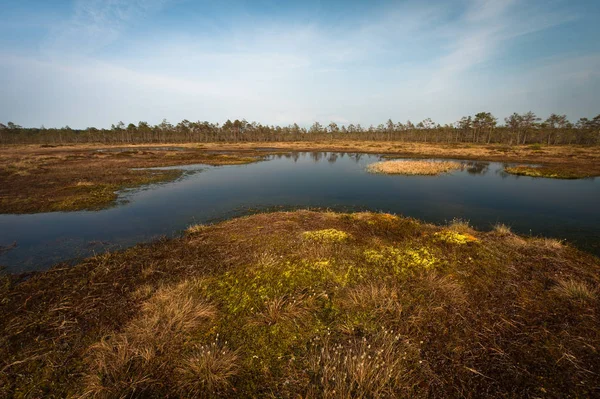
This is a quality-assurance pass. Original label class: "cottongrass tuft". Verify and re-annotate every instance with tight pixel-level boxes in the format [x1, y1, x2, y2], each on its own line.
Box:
[448, 218, 473, 234]
[305, 332, 423, 398]
[176, 339, 239, 397]
[493, 223, 512, 236]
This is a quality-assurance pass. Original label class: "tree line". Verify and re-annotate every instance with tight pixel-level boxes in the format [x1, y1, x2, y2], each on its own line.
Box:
[1, 112, 599, 145]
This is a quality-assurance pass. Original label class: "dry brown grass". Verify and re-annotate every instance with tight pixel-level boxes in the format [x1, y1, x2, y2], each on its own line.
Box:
[553, 278, 597, 303]
[367, 160, 461, 175]
[534, 237, 565, 250]
[80, 280, 227, 398]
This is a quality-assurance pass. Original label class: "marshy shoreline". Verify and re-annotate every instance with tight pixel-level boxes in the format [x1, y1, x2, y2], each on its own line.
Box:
[1, 210, 599, 397]
[1, 141, 599, 214]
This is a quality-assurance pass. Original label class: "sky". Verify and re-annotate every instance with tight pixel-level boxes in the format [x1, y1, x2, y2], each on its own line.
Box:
[1, 0, 599, 129]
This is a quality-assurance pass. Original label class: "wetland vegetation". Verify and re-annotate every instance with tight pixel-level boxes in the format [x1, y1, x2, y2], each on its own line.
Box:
[1, 141, 599, 215]
[0, 146, 263, 213]
[1, 210, 599, 398]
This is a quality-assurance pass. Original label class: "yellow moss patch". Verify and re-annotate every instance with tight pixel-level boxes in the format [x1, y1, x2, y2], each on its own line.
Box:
[364, 246, 438, 274]
[434, 230, 478, 245]
[302, 228, 350, 243]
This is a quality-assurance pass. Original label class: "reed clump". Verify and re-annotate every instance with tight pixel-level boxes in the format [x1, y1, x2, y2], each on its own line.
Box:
[367, 160, 461, 175]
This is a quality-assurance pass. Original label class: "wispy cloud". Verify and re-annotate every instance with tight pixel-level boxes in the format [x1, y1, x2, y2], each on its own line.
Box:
[43, 0, 168, 57]
[425, 0, 575, 93]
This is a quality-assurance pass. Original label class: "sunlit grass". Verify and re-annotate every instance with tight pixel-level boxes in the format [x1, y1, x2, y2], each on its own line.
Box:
[434, 230, 478, 245]
[553, 278, 597, 303]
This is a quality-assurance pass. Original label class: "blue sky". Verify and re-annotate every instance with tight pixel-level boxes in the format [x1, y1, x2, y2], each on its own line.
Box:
[1, 0, 599, 128]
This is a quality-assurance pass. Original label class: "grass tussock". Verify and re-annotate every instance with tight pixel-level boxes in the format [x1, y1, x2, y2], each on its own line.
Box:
[493, 223, 512, 236]
[80, 280, 232, 398]
[447, 218, 474, 234]
[367, 160, 461, 175]
[1, 210, 600, 398]
[186, 223, 207, 234]
[553, 278, 597, 303]
[175, 341, 239, 397]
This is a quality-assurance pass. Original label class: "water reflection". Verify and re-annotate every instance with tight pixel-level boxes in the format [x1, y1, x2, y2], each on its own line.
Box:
[463, 161, 489, 175]
[1, 152, 598, 272]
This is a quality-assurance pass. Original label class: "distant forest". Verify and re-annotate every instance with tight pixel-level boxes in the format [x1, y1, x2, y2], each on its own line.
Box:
[2, 112, 599, 145]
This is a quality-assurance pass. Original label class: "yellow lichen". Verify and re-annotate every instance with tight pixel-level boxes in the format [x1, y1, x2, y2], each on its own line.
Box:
[434, 230, 478, 245]
[302, 229, 350, 243]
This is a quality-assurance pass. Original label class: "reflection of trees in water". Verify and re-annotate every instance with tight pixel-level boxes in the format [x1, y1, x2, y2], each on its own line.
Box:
[327, 153, 338, 164]
[463, 161, 489, 175]
[310, 152, 323, 163]
[498, 163, 510, 179]
[347, 153, 363, 163]
[292, 152, 300, 163]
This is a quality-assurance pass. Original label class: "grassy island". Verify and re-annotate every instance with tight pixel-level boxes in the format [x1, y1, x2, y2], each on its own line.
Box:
[504, 164, 596, 179]
[367, 160, 461, 175]
[1, 210, 599, 398]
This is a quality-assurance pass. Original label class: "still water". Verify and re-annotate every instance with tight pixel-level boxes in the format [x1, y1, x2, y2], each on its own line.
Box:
[1, 152, 599, 272]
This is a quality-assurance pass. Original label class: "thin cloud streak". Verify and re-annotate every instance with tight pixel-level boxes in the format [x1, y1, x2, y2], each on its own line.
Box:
[43, 0, 169, 57]
[425, 0, 574, 93]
